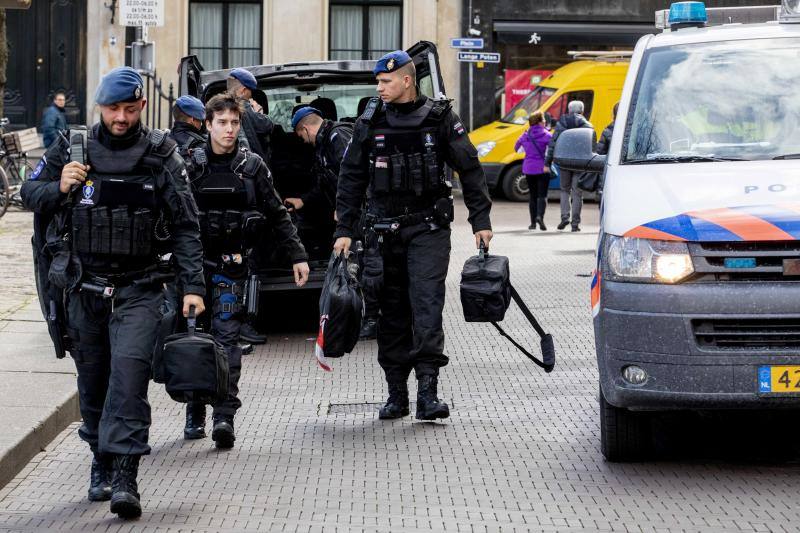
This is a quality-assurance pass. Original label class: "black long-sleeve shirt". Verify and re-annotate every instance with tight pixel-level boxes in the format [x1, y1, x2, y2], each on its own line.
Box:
[334, 95, 492, 239]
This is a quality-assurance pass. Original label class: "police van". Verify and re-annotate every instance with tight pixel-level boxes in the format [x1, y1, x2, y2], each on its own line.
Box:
[554, 1, 800, 461]
[179, 43, 445, 293]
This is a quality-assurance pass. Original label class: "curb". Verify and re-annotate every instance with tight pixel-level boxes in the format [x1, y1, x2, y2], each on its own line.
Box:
[0, 389, 80, 490]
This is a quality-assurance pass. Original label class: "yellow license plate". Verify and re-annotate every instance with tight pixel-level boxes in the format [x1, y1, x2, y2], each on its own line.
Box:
[758, 366, 800, 394]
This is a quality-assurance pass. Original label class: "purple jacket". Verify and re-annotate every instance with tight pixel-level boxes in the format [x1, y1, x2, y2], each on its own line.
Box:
[514, 125, 552, 175]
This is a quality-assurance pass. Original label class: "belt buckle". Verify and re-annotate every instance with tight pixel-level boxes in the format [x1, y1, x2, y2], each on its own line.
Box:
[102, 286, 115, 298]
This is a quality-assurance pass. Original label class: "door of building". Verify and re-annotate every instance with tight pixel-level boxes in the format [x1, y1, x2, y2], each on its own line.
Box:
[6, 0, 86, 129]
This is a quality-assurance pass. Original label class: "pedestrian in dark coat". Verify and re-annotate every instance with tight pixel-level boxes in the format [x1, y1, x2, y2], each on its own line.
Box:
[545, 100, 593, 232]
[514, 110, 552, 230]
[41, 92, 68, 148]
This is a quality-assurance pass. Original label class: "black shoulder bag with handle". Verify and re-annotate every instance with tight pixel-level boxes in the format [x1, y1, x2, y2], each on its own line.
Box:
[161, 305, 230, 405]
[459, 243, 556, 372]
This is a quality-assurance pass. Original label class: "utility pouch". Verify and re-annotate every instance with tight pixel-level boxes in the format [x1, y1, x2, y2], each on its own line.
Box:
[389, 154, 406, 191]
[72, 206, 92, 254]
[434, 197, 454, 226]
[372, 156, 390, 193]
[211, 274, 242, 320]
[131, 208, 153, 257]
[207, 210, 224, 240]
[111, 207, 132, 256]
[423, 152, 439, 190]
[407, 153, 424, 196]
[90, 208, 111, 255]
[223, 210, 242, 237]
[48, 250, 83, 291]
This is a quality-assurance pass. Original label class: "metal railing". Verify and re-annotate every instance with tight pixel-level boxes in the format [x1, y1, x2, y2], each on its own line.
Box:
[141, 71, 175, 130]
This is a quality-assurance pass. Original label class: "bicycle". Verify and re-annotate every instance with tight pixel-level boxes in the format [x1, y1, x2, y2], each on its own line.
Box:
[0, 118, 37, 218]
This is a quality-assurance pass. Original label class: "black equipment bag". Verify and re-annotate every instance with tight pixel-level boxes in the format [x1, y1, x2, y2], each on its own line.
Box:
[577, 171, 601, 193]
[317, 252, 363, 358]
[161, 306, 229, 404]
[459, 244, 556, 372]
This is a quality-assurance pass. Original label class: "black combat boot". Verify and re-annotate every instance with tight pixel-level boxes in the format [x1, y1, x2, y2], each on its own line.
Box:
[536, 217, 547, 231]
[110, 455, 141, 519]
[359, 317, 378, 340]
[416, 375, 450, 421]
[240, 322, 266, 344]
[379, 381, 410, 419]
[88, 452, 113, 502]
[183, 402, 206, 440]
[211, 416, 235, 449]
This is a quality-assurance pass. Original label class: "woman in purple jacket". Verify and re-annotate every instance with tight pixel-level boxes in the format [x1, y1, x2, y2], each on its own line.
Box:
[514, 111, 553, 230]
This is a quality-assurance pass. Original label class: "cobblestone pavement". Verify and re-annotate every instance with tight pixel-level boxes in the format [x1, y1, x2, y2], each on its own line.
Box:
[2, 199, 800, 532]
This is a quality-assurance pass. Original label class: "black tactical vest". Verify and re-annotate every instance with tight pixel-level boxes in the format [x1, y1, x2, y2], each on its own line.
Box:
[366, 98, 450, 216]
[70, 132, 163, 273]
[189, 146, 264, 255]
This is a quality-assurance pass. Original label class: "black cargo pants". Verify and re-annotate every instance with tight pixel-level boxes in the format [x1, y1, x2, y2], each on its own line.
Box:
[360, 228, 383, 320]
[377, 222, 451, 383]
[65, 285, 161, 456]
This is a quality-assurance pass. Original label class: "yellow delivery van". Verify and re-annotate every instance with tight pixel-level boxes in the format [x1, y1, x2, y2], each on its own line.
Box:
[469, 52, 630, 201]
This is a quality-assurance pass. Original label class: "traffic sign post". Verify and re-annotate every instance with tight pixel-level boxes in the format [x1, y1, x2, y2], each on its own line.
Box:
[450, 38, 485, 49]
[457, 52, 501, 64]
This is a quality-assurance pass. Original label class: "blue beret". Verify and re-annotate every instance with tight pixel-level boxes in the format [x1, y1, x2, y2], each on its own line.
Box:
[291, 107, 322, 130]
[175, 95, 206, 121]
[95, 66, 144, 105]
[373, 51, 413, 76]
[229, 68, 257, 90]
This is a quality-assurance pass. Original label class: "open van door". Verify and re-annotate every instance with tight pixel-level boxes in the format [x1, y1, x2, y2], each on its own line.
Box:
[178, 55, 205, 98]
[407, 41, 446, 99]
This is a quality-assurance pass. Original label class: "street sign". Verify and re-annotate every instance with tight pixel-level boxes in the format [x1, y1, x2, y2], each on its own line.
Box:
[119, 0, 165, 27]
[450, 38, 485, 49]
[457, 52, 501, 63]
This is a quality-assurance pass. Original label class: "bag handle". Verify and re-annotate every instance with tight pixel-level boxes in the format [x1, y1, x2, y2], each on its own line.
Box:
[187, 305, 197, 336]
[491, 284, 555, 372]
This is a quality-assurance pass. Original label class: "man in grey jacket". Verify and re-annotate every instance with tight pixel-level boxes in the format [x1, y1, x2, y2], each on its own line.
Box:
[545, 100, 593, 232]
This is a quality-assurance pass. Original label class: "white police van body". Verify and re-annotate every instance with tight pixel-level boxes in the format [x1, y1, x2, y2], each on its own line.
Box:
[555, 2, 800, 461]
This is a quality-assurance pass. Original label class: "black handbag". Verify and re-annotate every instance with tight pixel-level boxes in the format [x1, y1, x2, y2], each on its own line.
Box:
[161, 306, 229, 405]
[459, 244, 556, 372]
[317, 252, 363, 358]
[577, 171, 601, 193]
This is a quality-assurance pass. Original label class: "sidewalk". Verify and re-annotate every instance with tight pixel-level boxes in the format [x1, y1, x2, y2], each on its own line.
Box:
[0, 210, 79, 490]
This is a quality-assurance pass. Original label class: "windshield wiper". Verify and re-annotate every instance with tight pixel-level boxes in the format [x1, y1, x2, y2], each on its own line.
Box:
[624, 155, 748, 164]
[773, 153, 800, 160]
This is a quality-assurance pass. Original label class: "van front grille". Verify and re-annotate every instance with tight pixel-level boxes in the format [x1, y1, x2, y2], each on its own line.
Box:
[693, 318, 800, 350]
[688, 242, 800, 282]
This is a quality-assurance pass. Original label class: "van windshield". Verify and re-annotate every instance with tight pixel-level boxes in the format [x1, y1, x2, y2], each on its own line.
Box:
[264, 83, 377, 130]
[501, 86, 556, 125]
[623, 38, 800, 163]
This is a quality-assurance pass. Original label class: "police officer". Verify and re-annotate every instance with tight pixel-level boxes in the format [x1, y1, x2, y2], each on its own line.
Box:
[289, 106, 380, 339]
[286, 106, 351, 217]
[227, 68, 273, 163]
[169, 95, 206, 156]
[21, 67, 206, 519]
[181, 92, 310, 448]
[333, 51, 493, 421]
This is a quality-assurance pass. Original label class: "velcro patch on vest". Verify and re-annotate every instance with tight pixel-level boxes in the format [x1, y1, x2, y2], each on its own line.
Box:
[80, 180, 96, 205]
[375, 158, 388, 169]
[454, 122, 466, 136]
[374, 134, 385, 149]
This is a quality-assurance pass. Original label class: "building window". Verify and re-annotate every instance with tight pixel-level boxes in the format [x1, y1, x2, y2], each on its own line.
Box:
[330, 0, 402, 60]
[189, 1, 262, 71]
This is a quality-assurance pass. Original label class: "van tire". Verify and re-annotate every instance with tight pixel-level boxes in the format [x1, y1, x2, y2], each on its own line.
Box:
[501, 164, 529, 202]
[600, 389, 652, 462]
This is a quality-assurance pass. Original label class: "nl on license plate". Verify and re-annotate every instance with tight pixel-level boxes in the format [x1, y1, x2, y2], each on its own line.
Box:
[758, 366, 800, 394]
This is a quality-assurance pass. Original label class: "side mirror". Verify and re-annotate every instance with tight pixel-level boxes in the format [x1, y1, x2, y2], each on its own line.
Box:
[554, 128, 606, 173]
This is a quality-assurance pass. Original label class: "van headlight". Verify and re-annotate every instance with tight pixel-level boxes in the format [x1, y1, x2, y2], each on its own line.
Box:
[476, 141, 496, 158]
[604, 235, 694, 284]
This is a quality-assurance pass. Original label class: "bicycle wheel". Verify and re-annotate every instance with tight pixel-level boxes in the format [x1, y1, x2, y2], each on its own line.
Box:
[5, 156, 33, 208]
[0, 164, 10, 219]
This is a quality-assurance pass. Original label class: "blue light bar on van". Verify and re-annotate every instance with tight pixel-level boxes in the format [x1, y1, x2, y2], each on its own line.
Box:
[669, 2, 708, 26]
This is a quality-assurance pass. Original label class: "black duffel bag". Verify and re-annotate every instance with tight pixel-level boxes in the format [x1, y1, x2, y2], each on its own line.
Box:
[460, 243, 556, 372]
[316, 252, 363, 360]
[161, 305, 229, 404]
